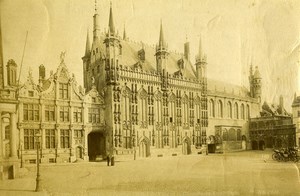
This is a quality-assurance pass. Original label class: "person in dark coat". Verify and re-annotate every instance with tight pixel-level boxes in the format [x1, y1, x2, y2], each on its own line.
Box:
[111, 155, 115, 166]
[107, 154, 110, 166]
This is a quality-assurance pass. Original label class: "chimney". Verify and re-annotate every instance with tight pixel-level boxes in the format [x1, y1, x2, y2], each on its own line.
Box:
[184, 42, 190, 60]
[279, 95, 284, 113]
[39, 64, 45, 80]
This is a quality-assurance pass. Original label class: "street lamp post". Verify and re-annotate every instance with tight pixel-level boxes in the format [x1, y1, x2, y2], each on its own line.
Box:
[20, 144, 23, 168]
[35, 133, 42, 192]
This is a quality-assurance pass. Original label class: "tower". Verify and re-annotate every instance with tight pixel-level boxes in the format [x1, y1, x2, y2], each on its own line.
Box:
[155, 21, 168, 74]
[6, 59, 17, 86]
[103, 2, 121, 156]
[82, 30, 91, 89]
[93, 0, 100, 41]
[195, 35, 207, 80]
[104, 2, 121, 85]
[39, 64, 45, 84]
[0, 13, 4, 88]
[184, 36, 190, 61]
[249, 65, 262, 101]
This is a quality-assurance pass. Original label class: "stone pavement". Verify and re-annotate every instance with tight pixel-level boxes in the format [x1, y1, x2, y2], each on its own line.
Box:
[0, 151, 300, 196]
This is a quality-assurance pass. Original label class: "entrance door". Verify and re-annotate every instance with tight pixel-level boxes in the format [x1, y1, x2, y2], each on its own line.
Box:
[139, 139, 150, 157]
[140, 140, 146, 157]
[182, 139, 191, 155]
[259, 140, 265, 150]
[252, 141, 258, 150]
[76, 146, 83, 159]
[88, 132, 105, 161]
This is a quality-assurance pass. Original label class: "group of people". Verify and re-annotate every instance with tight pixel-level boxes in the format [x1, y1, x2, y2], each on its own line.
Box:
[107, 154, 115, 166]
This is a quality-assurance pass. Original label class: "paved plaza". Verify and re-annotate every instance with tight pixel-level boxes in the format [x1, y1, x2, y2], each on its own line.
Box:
[0, 151, 300, 196]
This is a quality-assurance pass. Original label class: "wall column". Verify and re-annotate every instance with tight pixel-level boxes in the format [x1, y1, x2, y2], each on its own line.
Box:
[10, 112, 17, 158]
[0, 112, 2, 159]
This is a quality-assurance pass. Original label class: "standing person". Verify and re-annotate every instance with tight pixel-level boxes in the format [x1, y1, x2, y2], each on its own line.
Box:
[111, 154, 115, 166]
[107, 154, 110, 166]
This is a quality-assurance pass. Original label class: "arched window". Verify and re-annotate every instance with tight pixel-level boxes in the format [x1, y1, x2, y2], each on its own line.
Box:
[237, 129, 241, 140]
[246, 104, 250, 119]
[240, 104, 245, 119]
[227, 101, 232, 118]
[209, 99, 215, 117]
[234, 103, 239, 119]
[228, 128, 236, 141]
[217, 100, 223, 118]
[223, 129, 228, 141]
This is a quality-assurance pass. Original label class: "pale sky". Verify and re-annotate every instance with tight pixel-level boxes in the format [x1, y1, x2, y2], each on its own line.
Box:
[1, 0, 300, 111]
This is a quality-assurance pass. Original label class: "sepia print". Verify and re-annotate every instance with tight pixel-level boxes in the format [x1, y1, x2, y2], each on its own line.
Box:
[0, 0, 300, 195]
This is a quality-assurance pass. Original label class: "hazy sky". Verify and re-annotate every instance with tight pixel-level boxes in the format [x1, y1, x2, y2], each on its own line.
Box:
[1, 0, 300, 111]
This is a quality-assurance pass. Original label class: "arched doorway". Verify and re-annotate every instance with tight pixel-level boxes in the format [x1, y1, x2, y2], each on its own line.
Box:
[182, 138, 191, 155]
[88, 132, 105, 161]
[76, 146, 83, 160]
[241, 135, 247, 150]
[139, 138, 150, 157]
[258, 140, 265, 150]
[252, 140, 258, 150]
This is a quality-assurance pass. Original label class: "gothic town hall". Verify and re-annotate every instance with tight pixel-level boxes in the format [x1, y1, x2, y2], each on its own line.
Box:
[0, 3, 262, 168]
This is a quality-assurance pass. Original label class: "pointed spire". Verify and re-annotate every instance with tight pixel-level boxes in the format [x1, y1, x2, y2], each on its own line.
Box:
[95, 0, 98, 13]
[123, 24, 127, 40]
[93, 0, 100, 41]
[85, 29, 91, 57]
[198, 34, 203, 60]
[0, 12, 4, 89]
[108, 2, 115, 35]
[158, 20, 166, 49]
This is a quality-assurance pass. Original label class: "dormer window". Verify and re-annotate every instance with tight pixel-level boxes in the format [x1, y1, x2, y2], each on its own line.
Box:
[138, 49, 145, 61]
[59, 83, 68, 99]
[92, 97, 96, 103]
[28, 91, 34, 97]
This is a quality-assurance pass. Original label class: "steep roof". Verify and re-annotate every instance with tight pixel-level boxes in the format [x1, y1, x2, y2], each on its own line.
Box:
[94, 34, 197, 79]
[207, 78, 250, 98]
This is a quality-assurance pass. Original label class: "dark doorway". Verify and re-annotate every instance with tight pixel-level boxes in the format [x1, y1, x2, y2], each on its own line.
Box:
[182, 138, 192, 155]
[88, 132, 105, 161]
[258, 140, 265, 150]
[76, 146, 83, 160]
[252, 140, 258, 150]
[139, 139, 150, 157]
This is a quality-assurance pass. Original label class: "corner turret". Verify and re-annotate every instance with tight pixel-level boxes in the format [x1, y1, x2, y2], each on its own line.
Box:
[155, 21, 168, 74]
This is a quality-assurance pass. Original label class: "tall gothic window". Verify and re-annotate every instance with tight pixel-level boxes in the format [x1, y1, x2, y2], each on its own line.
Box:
[182, 95, 189, 125]
[217, 100, 223, 118]
[240, 104, 245, 119]
[148, 86, 154, 125]
[176, 90, 182, 126]
[234, 103, 239, 119]
[227, 101, 232, 118]
[209, 99, 215, 117]
[189, 92, 194, 126]
[246, 104, 250, 119]
[139, 89, 148, 126]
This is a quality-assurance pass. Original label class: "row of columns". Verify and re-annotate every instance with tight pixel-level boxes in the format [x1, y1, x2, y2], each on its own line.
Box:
[0, 112, 17, 159]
